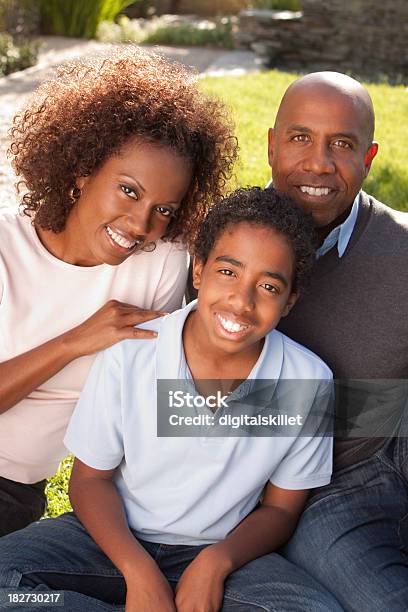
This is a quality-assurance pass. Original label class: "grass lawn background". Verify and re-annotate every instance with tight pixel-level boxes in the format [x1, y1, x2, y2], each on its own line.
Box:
[45, 69, 408, 518]
[201, 71, 408, 211]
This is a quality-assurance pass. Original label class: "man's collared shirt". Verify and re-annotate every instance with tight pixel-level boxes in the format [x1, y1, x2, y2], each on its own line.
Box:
[316, 193, 360, 259]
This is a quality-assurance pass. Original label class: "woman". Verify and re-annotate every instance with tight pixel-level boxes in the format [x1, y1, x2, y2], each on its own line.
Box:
[0, 47, 237, 535]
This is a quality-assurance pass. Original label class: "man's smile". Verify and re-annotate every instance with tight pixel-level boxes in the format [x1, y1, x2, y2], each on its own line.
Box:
[299, 186, 334, 197]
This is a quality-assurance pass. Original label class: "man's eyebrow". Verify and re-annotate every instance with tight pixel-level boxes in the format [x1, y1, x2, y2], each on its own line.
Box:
[121, 174, 146, 193]
[331, 131, 359, 143]
[214, 256, 289, 287]
[287, 124, 311, 133]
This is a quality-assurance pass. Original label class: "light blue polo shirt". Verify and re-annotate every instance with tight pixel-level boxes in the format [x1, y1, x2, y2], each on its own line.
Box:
[65, 300, 333, 545]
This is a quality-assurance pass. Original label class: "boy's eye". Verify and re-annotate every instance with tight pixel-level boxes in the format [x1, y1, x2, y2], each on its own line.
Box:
[219, 268, 235, 277]
[156, 206, 174, 218]
[120, 184, 138, 200]
[261, 283, 279, 294]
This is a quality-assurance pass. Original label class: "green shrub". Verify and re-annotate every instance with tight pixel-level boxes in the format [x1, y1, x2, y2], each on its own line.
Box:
[145, 18, 234, 48]
[0, 0, 40, 38]
[39, 0, 137, 39]
[254, 0, 301, 10]
[44, 455, 73, 518]
[97, 15, 235, 48]
[0, 32, 39, 76]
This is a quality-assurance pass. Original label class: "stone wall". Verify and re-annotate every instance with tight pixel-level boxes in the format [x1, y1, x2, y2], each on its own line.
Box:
[237, 0, 408, 79]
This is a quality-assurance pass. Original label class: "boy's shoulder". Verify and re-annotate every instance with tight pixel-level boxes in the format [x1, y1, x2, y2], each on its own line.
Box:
[272, 329, 333, 380]
[109, 306, 185, 365]
[111, 315, 164, 361]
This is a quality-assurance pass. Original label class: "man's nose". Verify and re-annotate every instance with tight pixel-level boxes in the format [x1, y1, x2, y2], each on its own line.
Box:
[302, 142, 335, 175]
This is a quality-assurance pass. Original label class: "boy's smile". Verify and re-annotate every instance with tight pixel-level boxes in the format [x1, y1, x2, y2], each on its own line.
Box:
[185, 222, 298, 372]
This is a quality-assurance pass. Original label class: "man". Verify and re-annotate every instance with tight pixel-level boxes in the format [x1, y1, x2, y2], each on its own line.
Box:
[271, 72, 408, 611]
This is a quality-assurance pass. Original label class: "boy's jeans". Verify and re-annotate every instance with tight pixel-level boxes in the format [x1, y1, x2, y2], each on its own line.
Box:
[284, 435, 408, 612]
[0, 512, 343, 611]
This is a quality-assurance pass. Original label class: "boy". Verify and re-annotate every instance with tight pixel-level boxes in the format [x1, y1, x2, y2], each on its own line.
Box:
[0, 188, 339, 612]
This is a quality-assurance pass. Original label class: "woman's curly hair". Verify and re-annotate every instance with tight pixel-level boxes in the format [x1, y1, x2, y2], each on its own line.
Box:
[9, 46, 237, 246]
[194, 187, 316, 294]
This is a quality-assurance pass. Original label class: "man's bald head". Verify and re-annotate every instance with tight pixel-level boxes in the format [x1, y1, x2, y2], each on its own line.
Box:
[275, 72, 375, 147]
[268, 71, 378, 235]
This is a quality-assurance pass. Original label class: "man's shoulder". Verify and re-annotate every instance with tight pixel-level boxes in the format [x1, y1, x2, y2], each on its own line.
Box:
[362, 191, 408, 229]
[272, 329, 333, 380]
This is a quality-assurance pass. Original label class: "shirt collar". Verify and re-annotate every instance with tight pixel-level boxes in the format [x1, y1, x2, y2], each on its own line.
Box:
[316, 192, 360, 259]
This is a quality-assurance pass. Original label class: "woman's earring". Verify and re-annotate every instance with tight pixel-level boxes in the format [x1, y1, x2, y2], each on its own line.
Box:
[143, 241, 156, 252]
[70, 186, 81, 202]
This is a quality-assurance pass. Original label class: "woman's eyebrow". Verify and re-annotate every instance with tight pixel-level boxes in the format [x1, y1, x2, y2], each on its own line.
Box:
[120, 174, 146, 193]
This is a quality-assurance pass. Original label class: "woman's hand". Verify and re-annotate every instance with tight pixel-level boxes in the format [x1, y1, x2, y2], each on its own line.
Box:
[0, 300, 166, 413]
[64, 300, 167, 358]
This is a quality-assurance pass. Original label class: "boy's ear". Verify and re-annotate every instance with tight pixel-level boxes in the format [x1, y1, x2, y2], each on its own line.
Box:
[282, 292, 298, 317]
[192, 255, 204, 290]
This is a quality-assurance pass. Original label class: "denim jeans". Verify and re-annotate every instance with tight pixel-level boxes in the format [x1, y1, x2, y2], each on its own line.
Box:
[283, 436, 408, 612]
[0, 512, 343, 611]
[0, 477, 47, 537]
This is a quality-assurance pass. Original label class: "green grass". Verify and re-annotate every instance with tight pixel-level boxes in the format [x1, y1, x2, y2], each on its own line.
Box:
[45, 69, 408, 517]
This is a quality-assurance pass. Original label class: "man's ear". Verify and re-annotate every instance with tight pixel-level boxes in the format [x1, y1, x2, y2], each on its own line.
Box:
[364, 142, 378, 176]
[282, 292, 298, 318]
[192, 255, 204, 290]
[268, 127, 275, 169]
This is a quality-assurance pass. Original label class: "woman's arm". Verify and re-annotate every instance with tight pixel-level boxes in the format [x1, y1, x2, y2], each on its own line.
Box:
[174, 483, 309, 612]
[0, 300, 165, 414]
[69, 459, 176, 612]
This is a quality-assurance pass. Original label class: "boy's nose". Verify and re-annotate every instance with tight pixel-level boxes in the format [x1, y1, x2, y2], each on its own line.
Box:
[228, 286, 255, 314]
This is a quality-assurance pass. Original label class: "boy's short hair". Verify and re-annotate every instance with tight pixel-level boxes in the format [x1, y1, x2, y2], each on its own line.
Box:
[194, 187, 316, 294]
